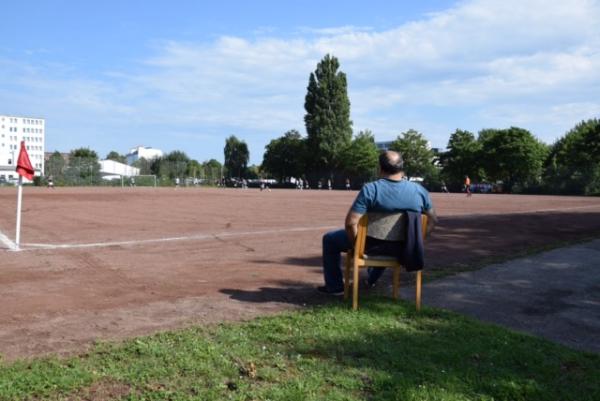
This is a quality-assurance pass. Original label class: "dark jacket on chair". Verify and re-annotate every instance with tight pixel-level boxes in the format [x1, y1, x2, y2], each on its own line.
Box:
[364, 210, 425, 271]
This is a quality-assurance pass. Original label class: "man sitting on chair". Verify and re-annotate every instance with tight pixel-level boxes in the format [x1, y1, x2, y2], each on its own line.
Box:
[318, 150, 437, 295]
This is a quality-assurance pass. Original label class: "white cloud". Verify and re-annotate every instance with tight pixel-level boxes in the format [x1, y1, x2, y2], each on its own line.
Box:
[479, 101, 600, 137]
[2, 0, 599, 159]
[299, 25, 373, 36]
[129, 0, 600, 138]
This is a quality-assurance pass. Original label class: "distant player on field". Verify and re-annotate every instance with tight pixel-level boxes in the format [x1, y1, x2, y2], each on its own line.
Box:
[441, 181, 449, 193]
[464, 175, 472, 197]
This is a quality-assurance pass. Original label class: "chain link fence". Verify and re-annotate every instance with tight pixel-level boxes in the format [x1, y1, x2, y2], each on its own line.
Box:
[42, 158, 225, 187]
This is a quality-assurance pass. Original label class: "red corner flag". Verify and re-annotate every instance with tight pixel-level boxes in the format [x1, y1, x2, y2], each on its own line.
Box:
[16, 141, 35, 180]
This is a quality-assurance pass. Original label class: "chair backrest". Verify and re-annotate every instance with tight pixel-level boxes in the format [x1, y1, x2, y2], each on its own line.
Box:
[366, 212, 406, 241]
[355, 213, 428, 257]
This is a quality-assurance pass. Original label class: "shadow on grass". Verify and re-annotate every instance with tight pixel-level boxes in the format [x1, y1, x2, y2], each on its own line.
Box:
[280, 298, 600, 401]
[3, 298, 598, 401]
[220, 264, 395, 307]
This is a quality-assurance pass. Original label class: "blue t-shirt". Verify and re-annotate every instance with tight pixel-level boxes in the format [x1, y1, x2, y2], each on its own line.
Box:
[351, 178, 432, 214]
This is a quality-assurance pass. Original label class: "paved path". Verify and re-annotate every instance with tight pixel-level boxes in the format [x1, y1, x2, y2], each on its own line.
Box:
[402, 239, 600, 353]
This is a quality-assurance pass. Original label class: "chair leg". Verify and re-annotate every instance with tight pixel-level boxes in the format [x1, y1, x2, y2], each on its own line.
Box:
[416, 270, 422, 311]
[343, 253, 350, 300]
[352, 262, 360, 310]
[392, 267, 400, 299]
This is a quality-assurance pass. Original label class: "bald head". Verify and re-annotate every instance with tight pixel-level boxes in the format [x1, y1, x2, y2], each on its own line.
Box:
[379, 150, 404, 175]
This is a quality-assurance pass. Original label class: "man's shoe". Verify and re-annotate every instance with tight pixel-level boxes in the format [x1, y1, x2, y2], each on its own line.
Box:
[317, 286, 344, 296]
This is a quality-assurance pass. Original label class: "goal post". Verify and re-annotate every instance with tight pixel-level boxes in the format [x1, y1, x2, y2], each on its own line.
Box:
[128, 175, 157, 187]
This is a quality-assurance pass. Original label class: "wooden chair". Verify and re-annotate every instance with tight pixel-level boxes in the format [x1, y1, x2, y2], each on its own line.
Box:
[343, 213, 428, 311]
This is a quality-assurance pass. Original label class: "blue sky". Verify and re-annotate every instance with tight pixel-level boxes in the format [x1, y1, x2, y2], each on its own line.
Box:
[1, 0, 599, 164]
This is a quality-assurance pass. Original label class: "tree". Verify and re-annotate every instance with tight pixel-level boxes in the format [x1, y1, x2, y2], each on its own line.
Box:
[543, 119, 600, 194]
[389, 129, 437, 181]
[261, 130, 306, 181]
[70, 147, 98, 159]
[161, 150, 190, 179]
[440, 129, 482, 189]
[66, 147, 100, 185]
[186, 159, 202, 178]
[132, 158, 153, 175]
[45, 151, 66, 180]
[478, 127, 548, 192]
[202, 159, 223, 182]
[340, 130, 379, 184]
[203, 159, 223, 171]
[105, 151, 126, 164]
[246, 165, 261, 179]
[224, 135, 249, 178]
[304, 54, 352, 176]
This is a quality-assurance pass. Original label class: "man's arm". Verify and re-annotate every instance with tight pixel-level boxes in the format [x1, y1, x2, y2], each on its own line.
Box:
[345, 208, 363, 246]
[424, 207, 438, 238]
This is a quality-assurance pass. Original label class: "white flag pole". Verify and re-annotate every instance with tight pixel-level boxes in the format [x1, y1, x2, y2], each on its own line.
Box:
[15, 175, 23, 251]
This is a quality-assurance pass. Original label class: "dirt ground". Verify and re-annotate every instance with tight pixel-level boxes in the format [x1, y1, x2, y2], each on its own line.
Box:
[1, 187, 599, 361]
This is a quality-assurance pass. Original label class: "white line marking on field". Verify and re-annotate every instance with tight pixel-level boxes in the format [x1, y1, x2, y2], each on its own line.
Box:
[7, 203, 600, 253]
[17, 225, 339, 252]
[0, 229, 17, 251]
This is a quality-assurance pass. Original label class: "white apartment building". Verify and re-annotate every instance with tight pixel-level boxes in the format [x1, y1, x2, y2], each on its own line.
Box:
[0, 115, 45, 182]
[126, 146, 163, 165]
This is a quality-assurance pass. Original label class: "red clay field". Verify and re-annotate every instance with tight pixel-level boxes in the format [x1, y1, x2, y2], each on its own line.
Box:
[1, 187, 600, 361]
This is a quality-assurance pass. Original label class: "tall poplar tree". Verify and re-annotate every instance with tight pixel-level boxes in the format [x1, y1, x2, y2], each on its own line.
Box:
[304, 54, 352, 176]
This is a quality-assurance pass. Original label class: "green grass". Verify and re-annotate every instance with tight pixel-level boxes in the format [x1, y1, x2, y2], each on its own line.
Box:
[1, 299, 598, 401]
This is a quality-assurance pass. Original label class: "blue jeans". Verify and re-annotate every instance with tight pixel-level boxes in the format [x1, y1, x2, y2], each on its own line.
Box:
[322, 229, 385, 291]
